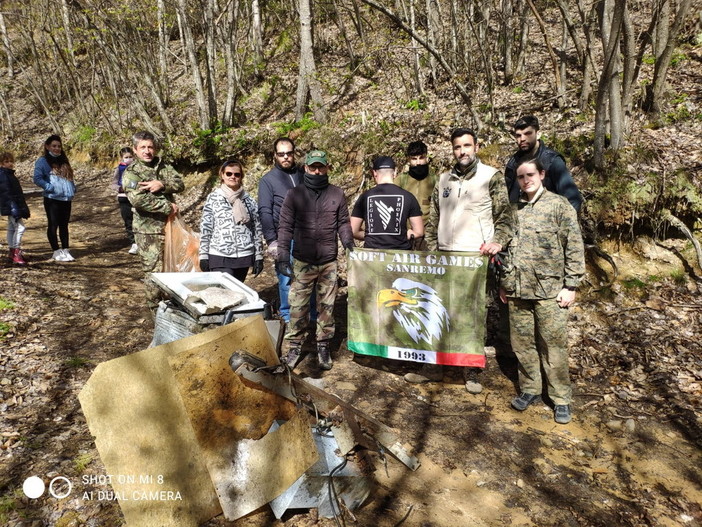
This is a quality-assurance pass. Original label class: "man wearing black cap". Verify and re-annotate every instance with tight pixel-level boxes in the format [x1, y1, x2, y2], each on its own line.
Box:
[350, 156, 424, 249]
[275, 150, 354, 371]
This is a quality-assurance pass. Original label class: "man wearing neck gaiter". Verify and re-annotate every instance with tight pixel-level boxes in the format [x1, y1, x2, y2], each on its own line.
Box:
[275, 150, 354, 371]
[404, 128, 514, 394]
[397, 140, 436, 250]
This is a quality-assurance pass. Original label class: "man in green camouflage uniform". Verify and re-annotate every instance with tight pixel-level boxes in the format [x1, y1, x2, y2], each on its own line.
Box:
[123, 131, 184, 311]
[396, 140, 437, 250]
[499, 157, 585, 424]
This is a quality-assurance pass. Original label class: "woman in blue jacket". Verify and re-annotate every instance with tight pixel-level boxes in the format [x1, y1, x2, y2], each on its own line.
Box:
[33, 135, 76, 262]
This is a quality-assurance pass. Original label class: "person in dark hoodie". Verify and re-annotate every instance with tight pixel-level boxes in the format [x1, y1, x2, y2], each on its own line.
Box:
[275, 150, 354, 371]
[0, 151, 30, 265]
[258, 137, 309, 322]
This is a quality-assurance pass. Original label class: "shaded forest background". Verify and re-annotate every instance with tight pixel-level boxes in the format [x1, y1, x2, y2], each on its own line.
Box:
[0, 0, 701, 237]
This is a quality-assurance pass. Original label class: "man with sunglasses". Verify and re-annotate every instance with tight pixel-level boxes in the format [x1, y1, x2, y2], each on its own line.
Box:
[258, 137, 306, 322]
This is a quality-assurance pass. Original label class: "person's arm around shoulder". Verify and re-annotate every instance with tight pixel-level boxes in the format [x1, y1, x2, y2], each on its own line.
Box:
[557, 197, 585, 307]
[485, 169, 514, 255]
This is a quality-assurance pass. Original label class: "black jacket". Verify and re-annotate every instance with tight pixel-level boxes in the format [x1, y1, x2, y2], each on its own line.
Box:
[257, 165, 304, 244]
[504, 140, 583, 211]
[277, 183, 353, 265]
[0, 167, 30, 219]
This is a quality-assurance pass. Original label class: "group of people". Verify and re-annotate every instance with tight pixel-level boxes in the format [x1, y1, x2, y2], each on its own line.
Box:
[1, 117, 585, 424]
[0, 135, 76, 266]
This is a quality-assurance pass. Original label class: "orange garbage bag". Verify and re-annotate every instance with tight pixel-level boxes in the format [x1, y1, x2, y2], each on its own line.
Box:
[163, 214, 201, 272]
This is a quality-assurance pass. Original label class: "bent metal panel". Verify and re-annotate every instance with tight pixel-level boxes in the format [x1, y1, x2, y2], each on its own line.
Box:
[347, 248, 487, 367]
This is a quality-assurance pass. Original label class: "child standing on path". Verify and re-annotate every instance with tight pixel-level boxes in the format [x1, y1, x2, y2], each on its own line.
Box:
[111, 147, 137, 254]
[0, 151, 31, 265]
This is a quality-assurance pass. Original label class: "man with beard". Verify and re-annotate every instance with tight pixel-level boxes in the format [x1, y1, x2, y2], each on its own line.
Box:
[504, 115, 582, 211]
[258, 137, 305, 322]
[405, 128, 514, 394]
[396, 141, 436, 250]
[275, 150, 354, 371]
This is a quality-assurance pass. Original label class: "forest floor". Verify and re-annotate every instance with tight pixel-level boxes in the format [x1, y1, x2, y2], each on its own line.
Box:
[0, 166, 701, 527]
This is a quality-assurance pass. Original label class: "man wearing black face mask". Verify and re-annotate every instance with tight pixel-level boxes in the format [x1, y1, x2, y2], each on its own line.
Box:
[397, 141, 436, 250]
[275, 150, 354, 371]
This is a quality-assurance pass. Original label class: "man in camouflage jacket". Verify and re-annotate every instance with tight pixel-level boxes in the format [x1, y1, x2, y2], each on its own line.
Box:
[123, 131, 184, 310]
[500, 157, 585, 424]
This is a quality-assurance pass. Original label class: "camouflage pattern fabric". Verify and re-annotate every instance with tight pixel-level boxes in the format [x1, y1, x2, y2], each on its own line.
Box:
[123, 157, 184, 235]
[285, 260, 338, 343]
[397, 170, 437, 220]
[134, 232, 166, 310]
[501, 190, 584, 299]
[508, 297, 571, 405]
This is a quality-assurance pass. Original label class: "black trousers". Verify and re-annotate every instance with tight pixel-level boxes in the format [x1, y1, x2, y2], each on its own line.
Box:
[43, 197, 72, 251]
[118, 196, 134, 243]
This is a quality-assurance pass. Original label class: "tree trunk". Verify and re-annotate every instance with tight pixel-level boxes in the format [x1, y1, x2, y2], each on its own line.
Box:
[203, 0, 219, 123]
[157, 0, 170, 103]
[646, 0, 693, 115]
[295, 0, 328, 123]
[0, 11, 13, 78]
[222, 0, 243, 126]
[251, 0, 263, 74]
[594, 0, 626, 169]
[525, 0, 563, 107]
[175, 0, 210, 130]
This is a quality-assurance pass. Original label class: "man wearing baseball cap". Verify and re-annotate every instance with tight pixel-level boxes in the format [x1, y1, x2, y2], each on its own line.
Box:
[275, 149, 354, 371]
[350, 155, 423, 249]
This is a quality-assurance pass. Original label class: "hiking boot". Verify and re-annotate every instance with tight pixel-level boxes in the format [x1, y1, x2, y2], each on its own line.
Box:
[404, 364, 443, 384]
[52, 249, 66, 261]
[554, 405, 572, 424]
[317, 341, 332, 371]
[464, 367, 483, 394]
[61, 249, 75, 261]
[280, 343, 302, 369]
[10, 248, 27, 266]
[128, 243, 139, 255]
[511, 392, 540, 411]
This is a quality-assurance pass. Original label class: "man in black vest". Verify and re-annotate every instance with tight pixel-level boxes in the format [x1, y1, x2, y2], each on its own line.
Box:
[504, 116, 583, 211]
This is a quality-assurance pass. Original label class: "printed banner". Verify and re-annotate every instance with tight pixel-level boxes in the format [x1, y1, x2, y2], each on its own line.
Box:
[347, 248, 488, 367]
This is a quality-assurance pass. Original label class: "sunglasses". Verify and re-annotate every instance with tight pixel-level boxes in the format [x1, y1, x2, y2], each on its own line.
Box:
[224, 171, 242, 177]
[276, 151, 294, 158]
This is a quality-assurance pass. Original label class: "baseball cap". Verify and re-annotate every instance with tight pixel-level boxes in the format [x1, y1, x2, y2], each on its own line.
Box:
[305, 150, 328, 166]
[372, 156, 396, 170]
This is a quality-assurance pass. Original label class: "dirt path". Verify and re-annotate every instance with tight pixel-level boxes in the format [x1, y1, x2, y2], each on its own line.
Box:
[1, 166, 701, 527]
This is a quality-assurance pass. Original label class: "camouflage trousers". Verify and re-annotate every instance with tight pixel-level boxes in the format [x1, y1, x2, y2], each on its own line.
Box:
[134, 232, 165, 311]
[285, 260, 338, 344]
[508, 297, 572, 405]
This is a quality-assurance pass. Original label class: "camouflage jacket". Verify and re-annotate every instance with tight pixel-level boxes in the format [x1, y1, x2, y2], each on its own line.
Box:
[502, 189, 585, 299]
[123, 157, 184, 234]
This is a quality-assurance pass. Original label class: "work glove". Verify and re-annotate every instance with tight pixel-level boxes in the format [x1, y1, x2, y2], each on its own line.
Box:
[199, 259, 210, 272]
[275, 260, 293, 278]
[488, 250, 508, 275]
[344, 242, 355, 253]
[266, 241, 278, 259]
[253, 259, 264, 277]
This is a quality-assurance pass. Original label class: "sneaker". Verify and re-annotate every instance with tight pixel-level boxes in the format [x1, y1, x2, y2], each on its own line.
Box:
[280, 344, 302, 369]
[61, 249, 75, 261]
[10, 248, 27, 266]
[404, 364, 444, 384]
[464, 367, 483, 394]
[128, 243, 139, 255]
[511, 392, 540, 411]
[554, 405, 572, 424]
[317, 341, 332, 371]
[52, 249, 67, 261]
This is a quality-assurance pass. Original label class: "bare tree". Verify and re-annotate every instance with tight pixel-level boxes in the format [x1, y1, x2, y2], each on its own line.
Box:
[0, 10, 13, 78]
[294, 0, 328, 123]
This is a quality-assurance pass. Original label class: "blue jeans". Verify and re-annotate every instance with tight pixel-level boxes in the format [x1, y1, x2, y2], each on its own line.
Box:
[277, 241, 317, 322]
